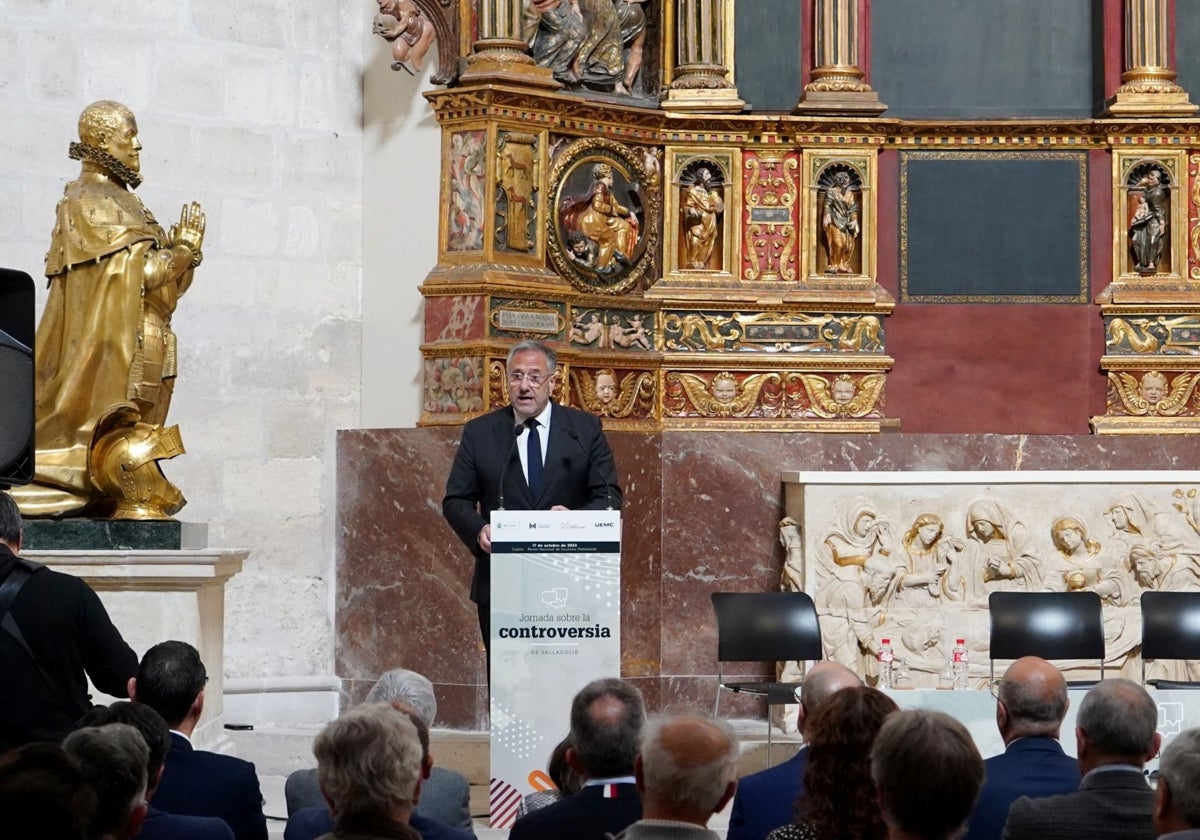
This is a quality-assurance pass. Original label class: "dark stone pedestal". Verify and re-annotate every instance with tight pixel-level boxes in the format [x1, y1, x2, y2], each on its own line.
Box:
[21, 519, 209, 551]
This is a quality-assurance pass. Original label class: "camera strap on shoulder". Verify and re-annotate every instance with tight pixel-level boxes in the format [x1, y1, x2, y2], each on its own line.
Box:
[0, 558, 84, 714]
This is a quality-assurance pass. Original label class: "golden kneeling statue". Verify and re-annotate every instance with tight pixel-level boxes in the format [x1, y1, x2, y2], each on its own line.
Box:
[13, 100, 205, 520]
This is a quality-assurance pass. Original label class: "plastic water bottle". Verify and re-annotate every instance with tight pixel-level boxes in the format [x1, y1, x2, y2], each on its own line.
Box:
[952, 638, 969, 689]
[878, 637, 894, 689]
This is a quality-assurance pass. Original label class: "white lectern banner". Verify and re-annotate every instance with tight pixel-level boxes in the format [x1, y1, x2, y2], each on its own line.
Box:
[488, 509, 622, 827]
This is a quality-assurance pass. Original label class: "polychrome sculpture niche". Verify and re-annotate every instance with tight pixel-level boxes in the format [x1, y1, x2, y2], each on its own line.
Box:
[549, 138, 659, 294]
[679, 161, 725, 270]
[817, 166, 862, 276]
[1127, 162, 1171, 275]
[788, 482, 1200, 688]
[524, 0, 651, 94]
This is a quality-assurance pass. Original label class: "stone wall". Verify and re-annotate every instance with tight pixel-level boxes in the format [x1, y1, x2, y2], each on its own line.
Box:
[2, 2, 439, 717]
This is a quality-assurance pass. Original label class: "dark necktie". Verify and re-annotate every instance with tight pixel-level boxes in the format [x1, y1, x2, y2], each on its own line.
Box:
[525, 418, 544, 497]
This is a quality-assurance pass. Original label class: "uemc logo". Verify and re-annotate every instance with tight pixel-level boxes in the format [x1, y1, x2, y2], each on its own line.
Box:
[596, 521, 616, 528]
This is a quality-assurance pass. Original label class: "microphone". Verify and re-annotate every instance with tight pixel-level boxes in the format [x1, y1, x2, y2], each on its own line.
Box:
[568, 427, 614, 510]
[497, 424, 522, 511]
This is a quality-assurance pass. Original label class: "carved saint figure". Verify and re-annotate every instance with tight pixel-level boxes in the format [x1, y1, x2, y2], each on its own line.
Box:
[680, 166, 724, 269]
[1129, 167, 1169, 274]
[821, 170, 860, 274]
[560, 162, 639, 270]
[524, 0, 649, 93]
[15, 101, 205, 519]
[1045, 516, 1133, 605]
[893, 513, 962, 608]
[946, 500, 1043, 602]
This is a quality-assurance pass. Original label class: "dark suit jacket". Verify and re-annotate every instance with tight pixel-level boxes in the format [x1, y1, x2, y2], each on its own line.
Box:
[964, 737, 1081, 840]
[286, 765, 472, 829]
[508, 782, 641, 840]
[443, 402, 622, 603]
[284, 807, 474, 840]
[1002, 767, 1155, 840]
[726, 747, 807, 840]
[153, 732, 268, 840]
[140, 805, 236, 840]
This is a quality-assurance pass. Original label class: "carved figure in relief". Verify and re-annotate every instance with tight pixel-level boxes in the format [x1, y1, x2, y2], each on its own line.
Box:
[814, 499, 891, 680]
[560, 163, 639, 270]
[523, 0, 648, 93]
[1044, 516, 1134, 605]
[662, 313, 742, 351]
[779, 516, 804, 593]
[668, 371, 777, 418]
[1109, 370, 1198, 416]
[594, 369, 618, 405]
[606, 312, 651, 350]
[569, 311, 606, 346]
[1105, 494, 1200, 590]
[1129, 167, 1169, 274]
[567, 231, 601, 270]
[946, 500, 1043, 603]
[820, 315, 883, 352]
[892, 513, 963, 608]
[1140, 370, 1168, 405]
[821, 170, 860, 275]
[373, 0, 437, 74]
[680, 166, 724, 269]
[496, 133, 538, 252]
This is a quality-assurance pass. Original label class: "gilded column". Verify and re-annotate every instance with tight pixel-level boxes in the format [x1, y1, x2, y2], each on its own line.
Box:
[460, 0, 560, 88]
[1106, 0, 1196, 115]
[794, 0, 885, 115]
[661, 0, 745, 113]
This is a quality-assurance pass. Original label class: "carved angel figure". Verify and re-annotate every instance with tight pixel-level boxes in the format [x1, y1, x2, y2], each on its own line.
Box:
[373, 0, 436, 74]
[798, 373, 885, 419]
[573, 367, 653, 417]
[669, 371, 778, 418]
[1109, 370, 1196, 416]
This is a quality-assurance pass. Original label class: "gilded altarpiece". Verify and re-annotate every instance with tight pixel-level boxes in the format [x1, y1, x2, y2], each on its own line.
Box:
[1094, 147, 1200, 433]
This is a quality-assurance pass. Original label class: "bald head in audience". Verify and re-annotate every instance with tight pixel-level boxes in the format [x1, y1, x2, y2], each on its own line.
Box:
[634, 713, 739, 827]
[996, 656, 1070, 744]
[798, 661, 862, 736]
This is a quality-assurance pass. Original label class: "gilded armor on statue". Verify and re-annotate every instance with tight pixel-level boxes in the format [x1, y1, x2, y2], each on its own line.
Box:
[14, 101, 204, 520]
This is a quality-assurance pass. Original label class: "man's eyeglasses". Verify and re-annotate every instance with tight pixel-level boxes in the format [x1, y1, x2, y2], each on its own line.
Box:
[508, 372, 551, 386]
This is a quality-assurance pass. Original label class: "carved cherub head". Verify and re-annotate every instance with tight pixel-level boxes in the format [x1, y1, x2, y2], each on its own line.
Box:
[831, 374, 857, 405]
[595, 369, 618, 405]
[711, 371, 738, 403]
[1140, 370, 1168, 404]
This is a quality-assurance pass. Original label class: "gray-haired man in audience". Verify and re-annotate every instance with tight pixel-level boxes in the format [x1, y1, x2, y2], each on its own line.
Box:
[62, 723, 150, 840]
[285, 668, 472, 829]
[614, 712, 739, 840]
[1154, 728, 1200, 839]
[1003, 678, 1161, 840]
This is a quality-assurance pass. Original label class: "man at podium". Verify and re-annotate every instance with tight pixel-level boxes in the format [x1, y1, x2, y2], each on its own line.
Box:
[443, 340, 623, 658]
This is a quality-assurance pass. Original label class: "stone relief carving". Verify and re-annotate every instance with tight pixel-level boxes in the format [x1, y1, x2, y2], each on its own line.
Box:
[782, 484, 1200, 688]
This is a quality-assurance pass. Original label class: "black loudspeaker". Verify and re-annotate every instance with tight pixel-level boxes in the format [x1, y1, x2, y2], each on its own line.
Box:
[0, 268, 34, 487]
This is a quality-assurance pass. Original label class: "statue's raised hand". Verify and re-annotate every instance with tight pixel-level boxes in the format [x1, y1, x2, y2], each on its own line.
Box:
[169, 201, 206, 266]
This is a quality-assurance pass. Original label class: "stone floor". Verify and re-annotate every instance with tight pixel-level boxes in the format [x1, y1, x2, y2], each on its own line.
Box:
[251, 720, 799, 839]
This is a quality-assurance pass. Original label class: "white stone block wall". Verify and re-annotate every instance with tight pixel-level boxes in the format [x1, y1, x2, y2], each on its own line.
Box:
[0, 0, 440, 717]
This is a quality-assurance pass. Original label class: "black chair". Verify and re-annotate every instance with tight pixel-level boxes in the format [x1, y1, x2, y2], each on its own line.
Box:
[711, 591, 822, 759]
[1141, 591, 1200, 688]
[988, 591, 1105, 685]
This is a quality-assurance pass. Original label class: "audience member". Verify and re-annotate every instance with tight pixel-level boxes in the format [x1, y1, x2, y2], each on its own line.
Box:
[1154, 727, 1200, 838]
[1003, 678, 1159, 840]
[286, 700, 474, 840]
[0, 491, 137, 752]
[312, 702, 424, 840]
[0, 741, 97, 840]
[129, 640, 268, 840]
[509, 677, 646, 840]
[964, 657, 1081, 840]
[78, 701, 233, 840]
[516, 734, 583, 819]
[62, 723, 149, 840]
[767, 686, 898, 840]
[727, 662, 863, 840]
[873, 709, 984, 840]
[286, 668, 472, 829]
[614, 712, 740, 839]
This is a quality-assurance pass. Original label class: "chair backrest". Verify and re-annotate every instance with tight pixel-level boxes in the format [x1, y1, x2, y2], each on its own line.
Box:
[711, 591, 823, 664]
[1141, 591, 1200, 661]
[988, 591, 1105, 661]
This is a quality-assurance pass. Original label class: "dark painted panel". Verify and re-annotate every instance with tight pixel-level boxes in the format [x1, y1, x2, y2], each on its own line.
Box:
[871, 0, 1100, 118]
[1177, 4, 1200, 105]
[735, 0, 802, 112]
[901, 153, 1088, 301]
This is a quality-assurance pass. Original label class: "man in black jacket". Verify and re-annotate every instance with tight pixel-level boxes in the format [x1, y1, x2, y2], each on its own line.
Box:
[0, 491, 138, 753]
